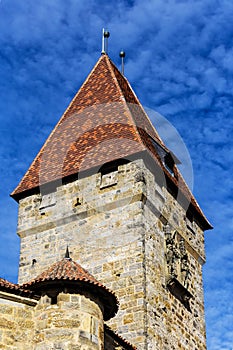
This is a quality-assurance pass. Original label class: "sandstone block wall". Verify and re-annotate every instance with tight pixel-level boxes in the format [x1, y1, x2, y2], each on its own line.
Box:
[34, 293, 104, 350]
[0, 292, 104, 350]
[143, 188, 206, 349]
[0, 293, 36, 349]
[17, 159, 207, 349]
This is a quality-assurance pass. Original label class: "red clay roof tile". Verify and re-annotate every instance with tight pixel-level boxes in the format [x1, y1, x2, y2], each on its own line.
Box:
[0, 278, 19, 290]
[0, 277, 36, 298]
[22, 257, 118, 320]
[23, 257, 103, 285]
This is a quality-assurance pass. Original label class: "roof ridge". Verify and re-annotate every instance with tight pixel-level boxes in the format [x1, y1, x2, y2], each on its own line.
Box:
[59, 54, 107, 124]
[125, 78, 165, 145]
[105, 56, 143, 146]
[11, 54, 147, 198]
[11, 55, 107, 196]
[108, 58, 164, 146]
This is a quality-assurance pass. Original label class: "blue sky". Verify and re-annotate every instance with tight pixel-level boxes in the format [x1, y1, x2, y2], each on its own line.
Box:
[0, 1, 232, 348]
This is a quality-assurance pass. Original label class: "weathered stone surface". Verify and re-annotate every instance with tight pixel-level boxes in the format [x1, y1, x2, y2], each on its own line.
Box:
[0, 291, 104, 350]
[14, 159, 208, 349]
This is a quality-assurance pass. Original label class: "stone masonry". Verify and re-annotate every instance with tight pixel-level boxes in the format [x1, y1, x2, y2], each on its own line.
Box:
[17, 158, 207, 350]
[0, 291, 104, 350]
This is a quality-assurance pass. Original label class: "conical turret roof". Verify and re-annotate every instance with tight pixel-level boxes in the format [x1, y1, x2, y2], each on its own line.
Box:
[22, 256, 118, 320]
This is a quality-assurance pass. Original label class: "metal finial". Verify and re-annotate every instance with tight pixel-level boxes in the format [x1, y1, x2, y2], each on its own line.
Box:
[119, 51, 126, 75]
[102, 28, 110, 54]
[65, 246, 71, 260]
[104, 30, 110, 38]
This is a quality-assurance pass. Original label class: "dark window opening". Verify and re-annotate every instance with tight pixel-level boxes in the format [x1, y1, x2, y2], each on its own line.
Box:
[149, 135, 180, 177]
[186, 210, 194, 223]
[164, 153, 175, 176]
[51, 295, 57, 305]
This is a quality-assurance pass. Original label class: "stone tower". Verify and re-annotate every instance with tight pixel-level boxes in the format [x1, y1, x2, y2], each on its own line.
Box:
[11, 53, 212, 349]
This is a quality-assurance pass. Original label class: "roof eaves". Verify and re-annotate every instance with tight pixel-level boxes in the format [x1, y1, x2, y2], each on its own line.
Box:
[104, 324, 137, 350]
[0, 277, 38, 299]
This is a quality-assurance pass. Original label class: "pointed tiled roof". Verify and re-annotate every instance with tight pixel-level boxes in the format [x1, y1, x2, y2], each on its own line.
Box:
[22, 257, 102, 286]
[11, 53, 211, 230]
[22, 257, 118, 320]
[11, 54, 161, 198]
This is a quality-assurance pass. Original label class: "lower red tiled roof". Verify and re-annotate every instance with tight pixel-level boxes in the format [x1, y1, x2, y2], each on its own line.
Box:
[0, 278, 19, 290]
[0, 277, 37, 298]
[22, 256, 107, 286]
[22, 257, 119, 320]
